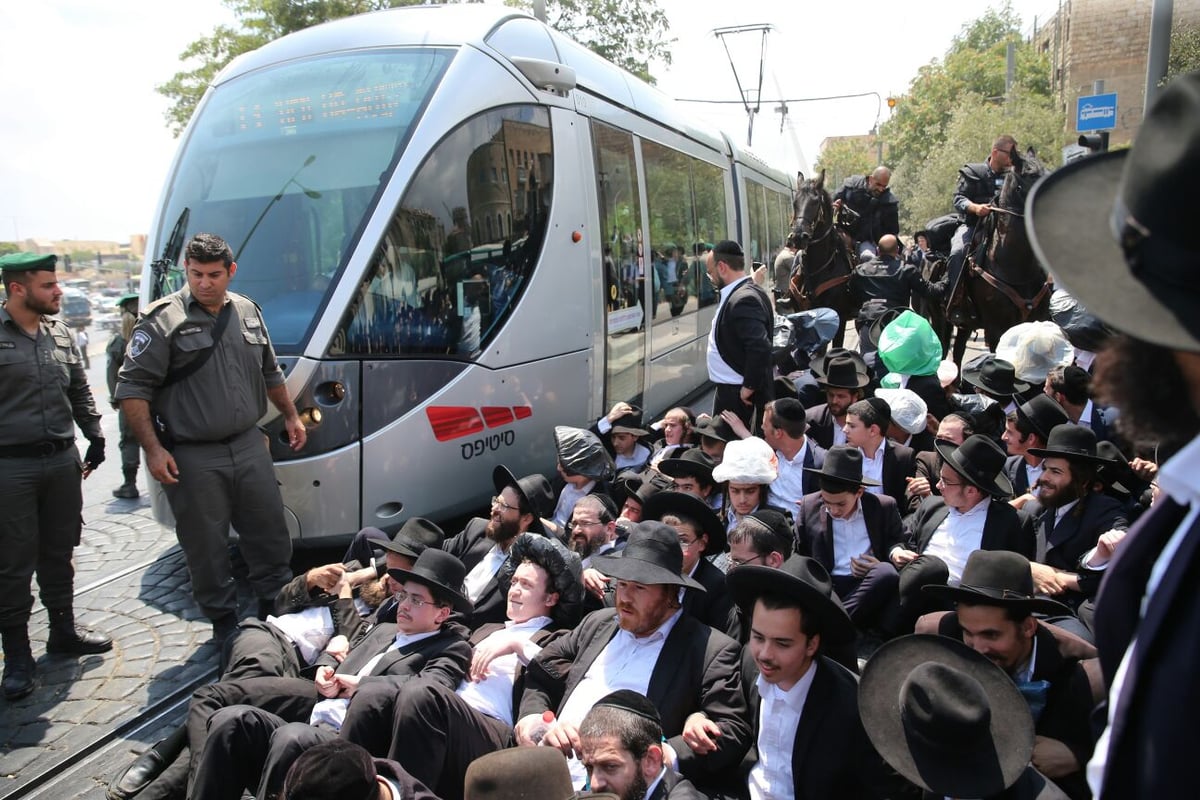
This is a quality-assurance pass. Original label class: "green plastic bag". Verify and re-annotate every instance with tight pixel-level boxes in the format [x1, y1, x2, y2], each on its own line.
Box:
[877, 310, 942, 377]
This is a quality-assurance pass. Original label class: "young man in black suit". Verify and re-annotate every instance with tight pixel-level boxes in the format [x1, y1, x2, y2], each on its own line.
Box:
[804, 351, 870, 449]
[842, 397, 915, 508]
[706, 240, 773, 433]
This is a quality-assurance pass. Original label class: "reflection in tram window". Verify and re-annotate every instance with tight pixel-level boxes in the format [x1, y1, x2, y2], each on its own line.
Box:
[335, 105, 553, 356]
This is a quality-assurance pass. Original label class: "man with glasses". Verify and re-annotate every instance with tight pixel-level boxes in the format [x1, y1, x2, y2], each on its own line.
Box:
[181, 549, 473, 800]
[442, 465, 555, 629]
[946, 135, 1019, 312]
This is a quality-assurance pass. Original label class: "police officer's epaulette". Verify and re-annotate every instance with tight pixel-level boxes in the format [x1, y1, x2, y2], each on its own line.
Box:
[140, 294, 177, 319]
[228, 290, 264, 314]
[959, 162, 990, 181]
[43, 316, 72, 335]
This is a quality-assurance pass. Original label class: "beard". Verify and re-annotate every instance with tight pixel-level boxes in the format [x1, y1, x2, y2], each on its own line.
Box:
[486, 514, 522, 544]
[570, 534, 600, 559]
[621, 769, 650, 800]
[357, 578, 388, 610]
[1095, 335, 1200, 460]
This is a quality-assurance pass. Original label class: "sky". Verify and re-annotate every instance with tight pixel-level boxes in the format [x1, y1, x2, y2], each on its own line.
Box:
[0, 0, 1063, 243]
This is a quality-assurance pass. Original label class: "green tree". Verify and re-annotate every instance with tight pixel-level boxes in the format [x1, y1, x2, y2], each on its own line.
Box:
[1165, 22, 1200, 83]
[878, 3, 1062, 231]
[813, 137, 876, 193]
[159, 0, 672, 136]
[0, 242, 19, 257]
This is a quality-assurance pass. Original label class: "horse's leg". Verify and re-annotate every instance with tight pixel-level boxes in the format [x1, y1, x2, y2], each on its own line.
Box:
[831, 313, 847, 349]
[952, 326, 970, 369]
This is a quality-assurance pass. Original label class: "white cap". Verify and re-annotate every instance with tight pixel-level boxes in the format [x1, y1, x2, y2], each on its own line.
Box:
[711, 437, 779, 484]
[874, 388, 928, 435]
[996, 322, 1074, 384]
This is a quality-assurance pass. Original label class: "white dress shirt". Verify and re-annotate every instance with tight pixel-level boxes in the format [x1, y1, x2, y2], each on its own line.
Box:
[707, 277, 751, 384]
[748, 660, 819, 800]
[555, 481, 595, 527]
[1077, 399, 1096, 430]
[559, 609, 684, 787]
[831, 423, 848, 447]
[1024, 459, 1044, 495]
[829, 502, 872, 576]
[922, 497, 992, 586]
[768, 441, 810, 511]
[860, 439, 886, 494]
[456, 616, 551, 726]
[463, 544, 507, 604]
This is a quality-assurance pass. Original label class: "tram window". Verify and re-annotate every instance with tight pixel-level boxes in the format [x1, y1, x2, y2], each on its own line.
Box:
[746, 181, 770, 267]
[643, 141, 699, 350]
[333, 105, 553, 357]
[691, 160, 728, 309]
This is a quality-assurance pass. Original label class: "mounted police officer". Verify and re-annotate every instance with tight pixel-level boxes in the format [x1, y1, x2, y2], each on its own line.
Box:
[850, 234, 945, 340]
[946, 135, 1018, 306]
[0, 252, 112, 701]
[115, 233, 307, 646]
[832, 166, 900, 262]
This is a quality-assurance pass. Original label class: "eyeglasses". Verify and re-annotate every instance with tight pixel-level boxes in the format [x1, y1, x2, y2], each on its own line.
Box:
[678, 538, 700, 550]
[393, 590, 444, 610]
[938, 476, 965, 487]
[491, 496, 519, 513]
[727, 554, 765, 568]
[571, 519, 602, 530]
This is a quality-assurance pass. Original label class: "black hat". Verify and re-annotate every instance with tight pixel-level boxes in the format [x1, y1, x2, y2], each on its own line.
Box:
[934, 434, 1013, 497]
[1027, 72, 1200, 352]
[1095, 440, 1137, 495]
[712, 240, 744, 259]
[924, 550, 1071, 615]
[1027, 423, 1116, 465]
[592, 689, 662, 727]
[0, 252, 57, 272]
[496, 531, 585, 607]
[590, 521, 705, 590]
[739, 508, 793, 541]
[616, 471, 672, 509]
[641, 490, 726, 554]
[859, 635, 1034, 797]
[387, 549, 472, 614]
[726, 556, 855, 644]
[656, 448, 716, 483]
[811, 351, 871, 389]
[803, 445, 880, 487]
[554, 426, 616, 482]
[492, 465, 556, 531]
[378, 518, 444, 559]
[610, 406, 650, 437]
[463, 747, 574, 800]
[961, 355, 1031, 396]
[692, 415, 736, 442]
[1013, 394, 1070, 441]
[282, 739, 380, 800]
[865, 306, 906, 350]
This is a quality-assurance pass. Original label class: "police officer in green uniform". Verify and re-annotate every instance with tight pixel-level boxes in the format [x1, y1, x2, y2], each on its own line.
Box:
[0, 252, 112, 701]
[106, 292, 141, 499]
[115, 233, 306, 645]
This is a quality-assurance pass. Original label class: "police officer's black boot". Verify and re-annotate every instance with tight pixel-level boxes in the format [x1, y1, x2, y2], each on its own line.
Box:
[2, 626, 36, 700]
[46, 608, 113, 655]
[113, 467, 140, 499]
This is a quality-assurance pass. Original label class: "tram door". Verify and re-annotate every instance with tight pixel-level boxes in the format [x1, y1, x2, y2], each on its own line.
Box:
[593, 121, 647, 409]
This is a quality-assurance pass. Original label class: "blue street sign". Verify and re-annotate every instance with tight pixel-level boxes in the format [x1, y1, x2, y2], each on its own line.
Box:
[1077, 92, 1118, 132]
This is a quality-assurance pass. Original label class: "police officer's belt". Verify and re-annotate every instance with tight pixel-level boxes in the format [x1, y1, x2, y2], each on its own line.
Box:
[0, 440, 74, 458]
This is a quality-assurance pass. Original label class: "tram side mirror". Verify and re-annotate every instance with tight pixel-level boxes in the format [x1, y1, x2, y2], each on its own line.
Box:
[511, 57, 576, 96]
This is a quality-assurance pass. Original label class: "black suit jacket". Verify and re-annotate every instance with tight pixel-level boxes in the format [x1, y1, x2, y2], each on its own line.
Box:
[442, 517, 520, 629]
[878, 440, 916, 509]
[519, 609, 751, 782]
[903, 496, 1036, 560]
[648, 769, 706, 800]
[1038, 492, 1128, 577]
[1091, 496, 1200, 798]
[311, 619, 472, 692]
[713, 277, 773, 393]
[794, 491, 904, 573]
[737, 655, 894, 799]
[805, 404, 837, 450]
[1005, 454, 1037, 497]
[681, 557, 734, 636]
[905, 450, 943, 516]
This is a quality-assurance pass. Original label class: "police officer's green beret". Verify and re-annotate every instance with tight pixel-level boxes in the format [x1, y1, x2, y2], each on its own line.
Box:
[0, 252, 57, 271]
[117, 292, 140, 309]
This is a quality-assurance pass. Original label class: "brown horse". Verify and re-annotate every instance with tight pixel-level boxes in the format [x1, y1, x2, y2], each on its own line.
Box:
[788, 170, 857, 349]
[947, 150, 1054, 361]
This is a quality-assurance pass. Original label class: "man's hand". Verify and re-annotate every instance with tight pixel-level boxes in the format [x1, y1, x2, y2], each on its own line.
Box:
[681, 712, 722, 755]
[314, 666, 339, 698]
[469, 632, 522, 682]
[1009, 492, 1037, 510]
[146, 446, 180, 485]
[832, 198, 843, 211]
[1087, 529, 1128, 568]
[582, 568, 611, 600]
[606, 401, 634, 423]
[332, 673, 361, 698]
[306, 564, 345, 592]
[738, 386, 755, 406]
[850, 553, 880, 579]
[971, 202, 993, 218]
[891, 548, 919, 567]
[1129, 457, 1158, 482]
[324, 635, 350, 663]
[1032, 735, 1079, 779]
[905, 475, 932, 500]
[720, 409, 752, 440]
[540, 720, 583, 758]
[284, 414, 307, 452]
[1030, 562, 1068, 596]
[82, 438, 105, 479]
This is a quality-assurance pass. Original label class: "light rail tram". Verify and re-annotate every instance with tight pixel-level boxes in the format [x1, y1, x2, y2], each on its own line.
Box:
[142, 3, 800, 542]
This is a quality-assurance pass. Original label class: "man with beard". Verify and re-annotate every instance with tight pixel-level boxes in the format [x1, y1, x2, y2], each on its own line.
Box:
[443, 465, 555, 629]
[706, 240, 773, 433]
[514, 522, 750, 791]
[804, 352, 871, 450]
[569, 494, 619, 568]
[1003, 395, 1071, 509]
[0, 253, 110, 702]
[1024, 72, 1200, 797]
[580, 690, 705, 800]
[1024, 425, 1128, 613]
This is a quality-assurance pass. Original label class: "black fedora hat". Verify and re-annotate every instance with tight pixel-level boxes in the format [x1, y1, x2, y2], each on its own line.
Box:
[865, 306, 906, 350]
[656, 448, 716, 482]
[934, 434, 1013, 497]
[811, 353, 871, 390]
[610, 406, 650, 437]
[641, 490, 726, 553]
[492, 465, 556, 527]
[1013, 393, 1069, 442]
[810, 347, 869, 380]
[590, 521, 704, 590]
[692, 414, 736, 443]
[378, 517, 445, 559]
[1027, 71, 1200, 353]
[1027, 423, 1116, 465]
[1095, 440, 1137, 495]
[961, 355, 1030, 396]
[726, 556, 855, 644]
[859, 635, 1034, 797]
[802, 444, 880, 487]
[388, 548, 472, 614]
[924, 550, 1071, 616]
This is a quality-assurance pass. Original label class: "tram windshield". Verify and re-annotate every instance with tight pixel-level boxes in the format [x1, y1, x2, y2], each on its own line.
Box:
[152, 48, 453, 351]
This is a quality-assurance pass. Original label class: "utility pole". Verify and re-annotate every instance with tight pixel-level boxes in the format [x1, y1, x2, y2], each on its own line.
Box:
[1145, 0, 1174, 111]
